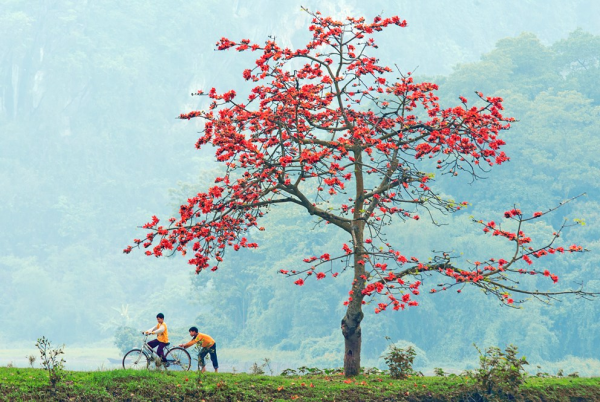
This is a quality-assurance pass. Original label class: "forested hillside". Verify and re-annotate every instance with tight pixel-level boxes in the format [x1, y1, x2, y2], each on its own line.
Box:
[1, 0, 598, 373]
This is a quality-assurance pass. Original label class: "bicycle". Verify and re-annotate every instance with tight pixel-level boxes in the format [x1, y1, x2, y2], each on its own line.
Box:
[122, 333, 191, 371]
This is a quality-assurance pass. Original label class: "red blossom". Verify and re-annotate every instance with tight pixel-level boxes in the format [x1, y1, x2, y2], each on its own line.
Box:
[126, 8, 586, 337]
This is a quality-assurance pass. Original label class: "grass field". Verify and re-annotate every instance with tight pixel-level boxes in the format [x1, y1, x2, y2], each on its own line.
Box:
[1, 367, 599, 401]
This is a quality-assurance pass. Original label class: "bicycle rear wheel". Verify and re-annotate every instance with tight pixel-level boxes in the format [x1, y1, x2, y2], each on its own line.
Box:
[165, 347, 191, 371]
[123, 349, 149, 370]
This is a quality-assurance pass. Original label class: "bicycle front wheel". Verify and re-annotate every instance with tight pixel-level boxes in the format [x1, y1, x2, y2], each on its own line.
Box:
[165, 347, 191, 371]
[123, 349, 149, 370]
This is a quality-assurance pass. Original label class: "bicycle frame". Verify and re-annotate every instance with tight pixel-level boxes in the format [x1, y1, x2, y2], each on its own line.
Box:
[134, 334, 172, 366]
[123, 333, 191, 371]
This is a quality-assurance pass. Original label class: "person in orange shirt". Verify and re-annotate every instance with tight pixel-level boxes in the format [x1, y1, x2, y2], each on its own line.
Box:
[145, 313, 169, 364]
[179, 327, 218, 373]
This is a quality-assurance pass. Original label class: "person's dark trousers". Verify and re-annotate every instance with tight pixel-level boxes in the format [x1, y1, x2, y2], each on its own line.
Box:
[147, 339, 168, 361]
[199, 343, 218, 369]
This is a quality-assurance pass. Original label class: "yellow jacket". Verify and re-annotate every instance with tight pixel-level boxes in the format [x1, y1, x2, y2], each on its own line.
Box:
[147, 322, 169, 343]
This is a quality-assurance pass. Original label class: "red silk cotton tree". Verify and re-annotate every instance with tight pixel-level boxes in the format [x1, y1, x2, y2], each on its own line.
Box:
[125, 10, 594, 376]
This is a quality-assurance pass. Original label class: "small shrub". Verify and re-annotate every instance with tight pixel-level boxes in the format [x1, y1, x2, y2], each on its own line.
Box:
[298, 366, 324, 375]
[434, 367, 446, 377]
[472, 344, 528, 399]
[568, 371, 580, 378]
[263, 358, 274, 376]
[36, 336, 66, 388]
[536, 365, 550, 378]
[382, 338, 421, 379]
[362, 366, 385, 375]
[26, 354, 36, 368]
[280, 368, 297, 376]
[281, 366, 344, 376]
[556, 369, 564, 377]
[248, 361, 265, 375]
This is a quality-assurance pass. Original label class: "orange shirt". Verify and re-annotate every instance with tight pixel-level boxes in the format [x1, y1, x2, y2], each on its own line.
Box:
[189, 332, 215, 348]
[156, 323, 169, 343]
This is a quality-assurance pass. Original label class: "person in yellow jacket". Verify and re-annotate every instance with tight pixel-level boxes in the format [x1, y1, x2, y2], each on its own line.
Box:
[145, 313, 169, 364]
[179, 327, 218, 373]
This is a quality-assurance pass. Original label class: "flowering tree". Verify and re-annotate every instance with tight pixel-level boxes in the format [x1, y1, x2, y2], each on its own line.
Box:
[125, 9, 594, 376]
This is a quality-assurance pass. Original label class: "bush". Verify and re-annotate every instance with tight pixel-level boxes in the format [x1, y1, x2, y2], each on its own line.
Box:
[36, 336, 66, 388]
[26, 354, 36, 368]
[382, 338, 422, 379]
[248, 361, 265, 375]
[472, 344, 528, 399]
[114, 326, 140, 355]
[280, 366, 344, 376]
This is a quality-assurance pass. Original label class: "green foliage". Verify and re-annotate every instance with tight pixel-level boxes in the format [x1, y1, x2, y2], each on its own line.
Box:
[535, 365, 551, 378]
[427, 26, 600, 369]
[362, 367, 386, 375]
[248, 358, 274, 376]
[248, 362, 265, 375]
[472, 344, 529, 399]
[552, 28, 600, 103]
[114, 326, 140, 355]
[281, 366, 344, 376]
[382, 338, 422, 380]
[35, 336, 66, 388]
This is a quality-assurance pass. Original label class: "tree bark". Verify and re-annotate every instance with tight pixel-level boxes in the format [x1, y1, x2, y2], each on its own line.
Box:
[342, 300, 364, 376]
[342, 216, 366, 376]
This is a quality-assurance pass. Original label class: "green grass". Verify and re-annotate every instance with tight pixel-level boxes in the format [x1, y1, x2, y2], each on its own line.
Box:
[1, 367, 599, 401]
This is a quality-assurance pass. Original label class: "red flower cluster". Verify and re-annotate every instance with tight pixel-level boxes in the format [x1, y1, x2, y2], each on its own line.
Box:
[504, 209, 522, 218]
[126, 9, 587, 317]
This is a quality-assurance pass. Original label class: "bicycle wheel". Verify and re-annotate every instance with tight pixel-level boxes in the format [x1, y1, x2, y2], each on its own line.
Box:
[123, 349, 149, 370]
[165, 347, 191, 371]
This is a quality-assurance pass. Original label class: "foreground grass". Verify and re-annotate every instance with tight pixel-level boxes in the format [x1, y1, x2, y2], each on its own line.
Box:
[1, 367, 599, 401]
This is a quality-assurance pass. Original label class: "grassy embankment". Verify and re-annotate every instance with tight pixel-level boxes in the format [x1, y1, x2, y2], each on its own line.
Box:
[1, 367, 600, 401]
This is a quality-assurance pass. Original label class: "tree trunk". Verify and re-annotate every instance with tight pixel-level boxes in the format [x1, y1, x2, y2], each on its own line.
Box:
[340, 148, 369, 376]
[342, 300, 364, 376]
[342, 217, 366, 377]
